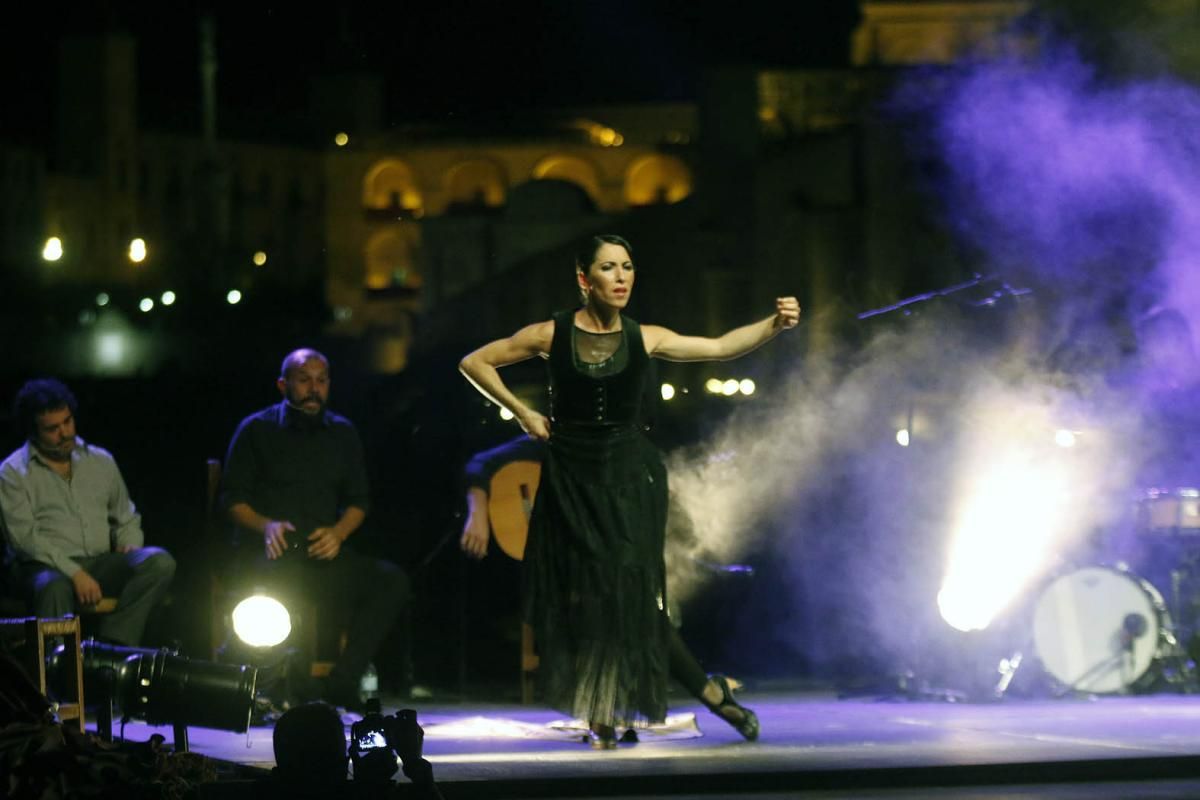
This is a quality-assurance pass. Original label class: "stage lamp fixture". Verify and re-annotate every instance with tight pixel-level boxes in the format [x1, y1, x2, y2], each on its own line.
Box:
[138, 297, 154, 313]
[334, 132, 350, 147]
[161, 291, 176, 306]
[896, 429, 911, 447]
[231, 594, 292, 648]
[721, 379, 739, 396]
[226, 289, 243, 305]
[43, 236, 63, 262]
[661, 383, 676, 401]
[128, 238, 147, 264]
[739, 379, 756, 396]
[705, 378, 723, 394]
[253, 251, 268, 266]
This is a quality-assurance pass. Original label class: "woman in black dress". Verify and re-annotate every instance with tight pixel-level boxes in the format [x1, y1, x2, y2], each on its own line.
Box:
[460, 234, 800, 748]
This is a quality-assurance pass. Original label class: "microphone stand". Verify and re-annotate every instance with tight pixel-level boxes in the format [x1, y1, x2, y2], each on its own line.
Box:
[857, 274, 1032, 321]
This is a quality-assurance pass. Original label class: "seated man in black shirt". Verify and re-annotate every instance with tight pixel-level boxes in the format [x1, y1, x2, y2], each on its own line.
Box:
[221, 348, 409, 708]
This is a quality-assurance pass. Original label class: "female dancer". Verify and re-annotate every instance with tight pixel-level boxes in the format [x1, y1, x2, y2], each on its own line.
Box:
[460, 234, 800, 747]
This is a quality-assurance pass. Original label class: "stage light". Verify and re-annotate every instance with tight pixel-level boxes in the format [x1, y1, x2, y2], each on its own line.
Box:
[335, 132, 349, 147]
[896, 429, 911, 447]
[231, 595, 292, 648]
[661, 383, 676, 401]
[128, 238, 147, 263]
[500, 407, 515, 421]
[739, 379, 756, 396]
[253, 251, 268, 266]
[938, 449, 1072, 632]
[138, 297, 154, 313]
[48, 641, 257, 734]
[226, 289, 242, 305]
[705, 378, 723, 394]
[161, 291, 176, 306]
[96, 333, 126, 367]
[722, 379, 739, 396]
[1054, 429, 1076, 448]
[96, 292, 110, 307]
[43, 237, 63, 262]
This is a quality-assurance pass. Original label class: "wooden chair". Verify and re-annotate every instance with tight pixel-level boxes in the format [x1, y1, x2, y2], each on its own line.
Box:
[0, 615, 86, 731]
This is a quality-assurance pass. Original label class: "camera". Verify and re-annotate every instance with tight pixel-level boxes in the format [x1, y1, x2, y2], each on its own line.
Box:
[348, 699, 422, 783]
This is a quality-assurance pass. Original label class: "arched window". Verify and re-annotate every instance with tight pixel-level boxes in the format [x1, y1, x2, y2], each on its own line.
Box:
[364, 228, 421, 290]
[531, 155, 600, 203]
[363, 159, 423, 214]
[624, 155, 693, 206]
[444, 159, 506, 208]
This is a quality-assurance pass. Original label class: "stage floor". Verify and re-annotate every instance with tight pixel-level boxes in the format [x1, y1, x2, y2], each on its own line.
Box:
[105, 687, 1200, 798]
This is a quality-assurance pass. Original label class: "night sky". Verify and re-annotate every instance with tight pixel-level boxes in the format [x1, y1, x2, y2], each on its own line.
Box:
[2, 1, 861, 143]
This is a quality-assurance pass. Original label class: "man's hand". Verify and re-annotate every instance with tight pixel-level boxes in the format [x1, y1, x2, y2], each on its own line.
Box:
[307, 527, 344, 560]
[264, 519, 296, 560]
[72, 569, 103, 606]
[460, 509, 490, 560]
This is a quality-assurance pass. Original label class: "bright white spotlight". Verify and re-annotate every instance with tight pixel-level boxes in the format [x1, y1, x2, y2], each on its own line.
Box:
[896, 429, 911, 447]
[43, 237, 63, 262]
[231, 595, 292, 648]
[500, 407, 515, 421]
[160, 291, 176, 306]
[96, 292, 110, 307]
[739, 379, 756, 396]
[705, 378, 723, 394]
[138, 297, 154, 313]
[226, 289, 242, 305]
[1054, 429, 1076, 448]
[128, 238, 147, 263]
[722, 379, 739, 396]
[661, 383, 676, 401]
[938, 450, 1073, 632]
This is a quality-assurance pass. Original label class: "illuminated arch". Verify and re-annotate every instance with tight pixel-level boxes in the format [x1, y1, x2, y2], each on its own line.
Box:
[444, 159, 507, 207]
[364, 228, 421, 290]
[363, 159, 423, 213]
[531, 155, 599, 202]
[624, 155, 693, 206]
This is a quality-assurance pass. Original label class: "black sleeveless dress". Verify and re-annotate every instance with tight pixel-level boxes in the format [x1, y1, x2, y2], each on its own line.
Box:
[523, 310, 672, 726]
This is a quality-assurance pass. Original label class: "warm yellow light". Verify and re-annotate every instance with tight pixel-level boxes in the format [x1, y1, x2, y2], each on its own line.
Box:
[128, 238, 147, 263]
[739, 379, 756, 396]
[232, 595, 292, 648]
[612, 133, 624, 146]
[705, 378, 723, 394]
[722, 379, 739, 396]
[160, 291, 176, 306]
[226, 289, 242, 305]
[334, 132, 349, 147]
[42, 237, 63, 262]
[253, 251, 268, 266]
[500, 407, 515, 421]
[661, 383, 676, 401]
[138, 297, 154, 313]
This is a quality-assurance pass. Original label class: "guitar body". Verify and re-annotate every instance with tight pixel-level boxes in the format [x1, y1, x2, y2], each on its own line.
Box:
[488, 460, 542, 561]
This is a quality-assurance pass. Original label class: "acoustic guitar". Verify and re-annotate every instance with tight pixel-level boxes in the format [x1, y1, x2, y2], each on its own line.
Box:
[488, 460, 542, 561]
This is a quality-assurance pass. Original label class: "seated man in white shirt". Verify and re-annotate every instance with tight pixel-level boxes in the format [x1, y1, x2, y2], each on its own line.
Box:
[0, 378, 175, 646]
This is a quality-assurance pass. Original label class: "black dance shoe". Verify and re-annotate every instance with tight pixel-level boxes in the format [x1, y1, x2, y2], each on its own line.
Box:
[585, 723, 618, 750]
[703, 674, 760, 741]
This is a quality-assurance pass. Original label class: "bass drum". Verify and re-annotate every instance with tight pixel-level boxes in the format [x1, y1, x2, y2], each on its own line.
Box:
[1032, 565, 1175, 694]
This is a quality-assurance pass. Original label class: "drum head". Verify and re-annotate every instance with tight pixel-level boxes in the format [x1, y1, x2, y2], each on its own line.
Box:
[1032, 566, 1163, 693]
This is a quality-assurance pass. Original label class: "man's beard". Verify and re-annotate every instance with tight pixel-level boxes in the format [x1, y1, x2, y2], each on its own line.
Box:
[287, 392, 326, 416]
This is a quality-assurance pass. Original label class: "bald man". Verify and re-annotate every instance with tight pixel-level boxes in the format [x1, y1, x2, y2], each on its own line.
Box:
[221, 349, 410, 709]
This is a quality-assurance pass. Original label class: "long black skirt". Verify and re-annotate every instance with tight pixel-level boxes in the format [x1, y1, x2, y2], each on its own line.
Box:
[522, 422, 672, 727]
